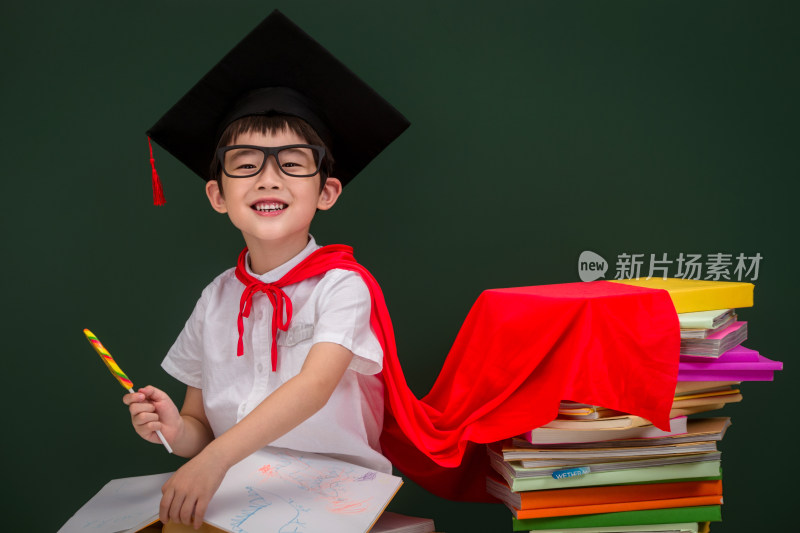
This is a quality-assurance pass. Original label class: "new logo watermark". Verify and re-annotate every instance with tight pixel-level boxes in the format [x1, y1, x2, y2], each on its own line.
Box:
[578, 251, 762, 282]
[578, 251, 608, 282]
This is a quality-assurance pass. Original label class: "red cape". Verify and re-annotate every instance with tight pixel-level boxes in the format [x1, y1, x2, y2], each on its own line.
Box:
[251, 245, 680, 501]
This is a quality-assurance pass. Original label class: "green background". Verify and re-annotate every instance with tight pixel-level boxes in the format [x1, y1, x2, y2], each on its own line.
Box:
[3, 1, 796, 531]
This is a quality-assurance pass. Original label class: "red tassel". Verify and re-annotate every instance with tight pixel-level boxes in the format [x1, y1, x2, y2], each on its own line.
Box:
[148, 136, 166, 206]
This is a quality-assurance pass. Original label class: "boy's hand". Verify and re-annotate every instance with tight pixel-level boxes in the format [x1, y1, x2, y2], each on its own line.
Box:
[160, 448, 228, 529]
[123, 385, 182, 445]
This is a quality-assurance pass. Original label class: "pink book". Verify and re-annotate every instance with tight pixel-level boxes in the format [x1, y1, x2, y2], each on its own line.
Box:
[678, 345, 783, 381]
[679, 321, 747, 357]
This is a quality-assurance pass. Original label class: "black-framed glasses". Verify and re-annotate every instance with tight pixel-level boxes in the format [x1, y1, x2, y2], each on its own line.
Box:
[217, 144, 326, 178]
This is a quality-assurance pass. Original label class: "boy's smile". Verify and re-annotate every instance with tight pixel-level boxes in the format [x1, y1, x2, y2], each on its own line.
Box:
[252, 200, 288, 215]
[205, 128, 341, 273]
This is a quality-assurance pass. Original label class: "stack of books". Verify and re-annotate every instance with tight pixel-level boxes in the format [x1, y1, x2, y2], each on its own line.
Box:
[488, 416, 727, 530]
[487, 279, 782, 532]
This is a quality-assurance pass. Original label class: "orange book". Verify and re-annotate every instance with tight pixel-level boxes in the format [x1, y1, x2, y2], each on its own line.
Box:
[514, 494, 724, 519]
[512, 479, 722, 509]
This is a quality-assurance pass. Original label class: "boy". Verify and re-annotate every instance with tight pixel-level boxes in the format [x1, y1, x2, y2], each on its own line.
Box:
[124, 11, 409, 529]
[121, 10, 682, 524]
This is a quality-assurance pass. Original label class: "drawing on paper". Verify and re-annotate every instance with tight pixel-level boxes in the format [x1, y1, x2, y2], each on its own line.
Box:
[205, 447, 401, 533]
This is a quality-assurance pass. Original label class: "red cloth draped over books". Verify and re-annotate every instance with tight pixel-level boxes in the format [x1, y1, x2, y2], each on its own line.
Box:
[238, 245, 681, 502]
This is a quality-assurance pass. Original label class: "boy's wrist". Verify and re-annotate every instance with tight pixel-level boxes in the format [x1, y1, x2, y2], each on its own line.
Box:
[202, 437, 238, 471]
[169, 411, 186, 438]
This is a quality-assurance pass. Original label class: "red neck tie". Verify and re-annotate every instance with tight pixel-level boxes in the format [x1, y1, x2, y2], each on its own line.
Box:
[233, 245, 358, 371]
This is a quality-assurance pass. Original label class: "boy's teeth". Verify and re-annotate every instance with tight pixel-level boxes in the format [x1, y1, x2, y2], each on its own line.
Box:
[255, 202, 285, 212]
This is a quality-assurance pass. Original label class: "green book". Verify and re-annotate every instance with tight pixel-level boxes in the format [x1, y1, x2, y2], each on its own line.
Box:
[678, 309, 733, 329]
[507, 460, 721, 492]
[512, 505, 721, 531]
[523, 524, 701, 533]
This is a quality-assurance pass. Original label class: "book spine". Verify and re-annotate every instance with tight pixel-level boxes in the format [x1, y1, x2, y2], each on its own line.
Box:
[670, 285, 753, 314]
[511, 505, 722, 531]
[510, 461, 721, 492]
[514, 494, 723, 519]
[516, 479, 723, 509]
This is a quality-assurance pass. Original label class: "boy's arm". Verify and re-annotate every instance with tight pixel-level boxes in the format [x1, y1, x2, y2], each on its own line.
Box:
[173, 386, 215, 457]
[159, 341, 354, 528]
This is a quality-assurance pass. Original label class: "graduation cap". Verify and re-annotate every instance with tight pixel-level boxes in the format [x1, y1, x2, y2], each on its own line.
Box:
[146, 10, 409, 205]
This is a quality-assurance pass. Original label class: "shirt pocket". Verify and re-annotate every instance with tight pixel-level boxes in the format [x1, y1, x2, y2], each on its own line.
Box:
[278, 323, 314, 347]
[276, 323, 315, 377]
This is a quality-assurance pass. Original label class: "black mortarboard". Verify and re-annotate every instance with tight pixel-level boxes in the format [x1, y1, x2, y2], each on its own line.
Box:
[146, 10, 409, 202]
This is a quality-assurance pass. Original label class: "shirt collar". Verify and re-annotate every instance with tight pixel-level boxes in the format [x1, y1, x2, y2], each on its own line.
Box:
[244, 235, 321, 283]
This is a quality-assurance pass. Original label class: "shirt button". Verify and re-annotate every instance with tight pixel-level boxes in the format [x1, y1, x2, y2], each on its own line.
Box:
[257, 363, 264, 372]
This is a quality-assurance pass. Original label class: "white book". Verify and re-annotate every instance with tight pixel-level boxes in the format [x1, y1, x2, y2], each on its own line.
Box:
[490, 448, 720, 479]
[59, 447, 403, 533]
[523, 417, 688, 445]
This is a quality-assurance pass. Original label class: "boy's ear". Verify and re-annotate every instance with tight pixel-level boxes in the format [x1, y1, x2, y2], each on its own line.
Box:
[205, 180, 228, 213]
[317, 177, 342, 211]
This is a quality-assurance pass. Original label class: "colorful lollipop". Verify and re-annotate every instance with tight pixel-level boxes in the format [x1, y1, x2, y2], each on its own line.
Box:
[83, 328, 173, 453]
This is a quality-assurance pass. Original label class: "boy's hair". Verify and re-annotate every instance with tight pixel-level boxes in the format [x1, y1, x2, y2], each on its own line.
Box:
[210, 114, 335, 192]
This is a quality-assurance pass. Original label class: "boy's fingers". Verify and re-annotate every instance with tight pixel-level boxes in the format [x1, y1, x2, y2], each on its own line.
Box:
[122, 392, 143, 405]
[132, 411, 158, 426]
[140, 385, 168, 402]
[159, 488, 171, 524]
[170, 493, 189, 525]
[129, 402, 155, 416]
[131, 411, 162, 442]
[179, 496, 195, 525]
[194, 498, 209, 529]
[160, 484, 178, 525]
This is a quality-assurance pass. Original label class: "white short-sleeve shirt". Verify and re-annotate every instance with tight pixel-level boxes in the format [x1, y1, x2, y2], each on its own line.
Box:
[162, 237, 389, 473]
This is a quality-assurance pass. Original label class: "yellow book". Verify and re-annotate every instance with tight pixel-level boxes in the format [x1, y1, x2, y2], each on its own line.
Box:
[611, 278, 753, 313]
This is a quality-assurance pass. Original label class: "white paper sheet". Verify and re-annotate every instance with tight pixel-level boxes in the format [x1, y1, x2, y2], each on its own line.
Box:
[58, 472, 172, 533]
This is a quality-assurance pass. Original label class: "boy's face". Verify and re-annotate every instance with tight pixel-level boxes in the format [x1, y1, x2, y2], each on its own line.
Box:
[205, 128, 341, 252]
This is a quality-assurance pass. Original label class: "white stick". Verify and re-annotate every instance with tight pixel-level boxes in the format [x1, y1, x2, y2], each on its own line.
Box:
[128, 387, 173, 454]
